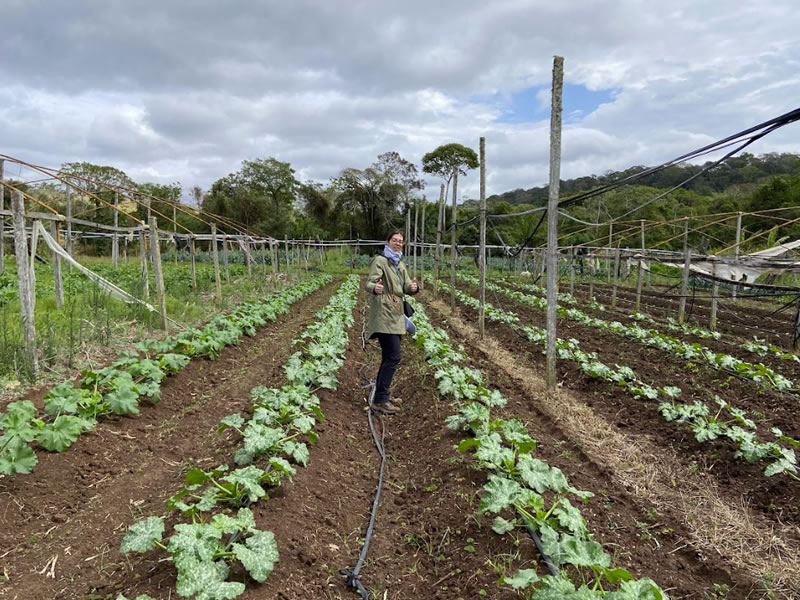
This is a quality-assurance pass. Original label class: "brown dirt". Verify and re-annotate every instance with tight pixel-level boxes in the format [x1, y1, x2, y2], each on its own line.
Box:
[2, 277, 797, 600]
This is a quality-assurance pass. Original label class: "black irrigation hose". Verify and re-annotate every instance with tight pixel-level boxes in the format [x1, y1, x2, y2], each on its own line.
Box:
[339, 305, 389, 599]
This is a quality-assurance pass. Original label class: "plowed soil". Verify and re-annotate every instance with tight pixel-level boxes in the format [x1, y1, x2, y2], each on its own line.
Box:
[1, 277, 798, 600]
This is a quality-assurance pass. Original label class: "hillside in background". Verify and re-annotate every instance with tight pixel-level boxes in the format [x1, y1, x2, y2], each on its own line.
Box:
[485, 152, 800, 206]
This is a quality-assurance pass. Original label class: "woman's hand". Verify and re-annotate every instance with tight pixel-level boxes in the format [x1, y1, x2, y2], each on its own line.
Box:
[374, 279, 384, 295]
[410, 278, 418, 293]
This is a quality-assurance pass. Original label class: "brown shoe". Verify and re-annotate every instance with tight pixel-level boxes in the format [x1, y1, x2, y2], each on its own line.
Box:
[372, 400, 401, 415]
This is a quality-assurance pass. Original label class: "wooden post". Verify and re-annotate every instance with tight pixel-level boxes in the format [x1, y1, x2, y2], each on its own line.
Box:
[419, 198, 426, 290]
[568, 247, 575, 295]
[413, 199, 419, 280]
[405, 204, 411, 261]
[211, 224, 222, 304]
[710, 257, 719, 331]
[284, 236, 290, 279]
[172, 203, 178, 265]
[112, 191, 119, 267]
[271, 241, 278, 288]
[222, 235, 230, 283]
[65, 184, 73, 271]
[433, 183, 445, 296]
[545, 55, 564, 390]
[0, 158, 4, 276]
[678, 218, 691, 324]
[588, 253, 595, 302]
[450, 170, 458, 312]
[246, 240, 253, 278]
[50, 221, 64, 308]
[732, 212, 742, 302]
[148, 217, 168, 330]
[611, 247, 621, 308]
[139, 228, 150, 298]
[12, 191, 38, 376]
[262, 241, 268, 280]
[478, 136, 487, 339]
[190, 235, 197, 290]
[635, 219, 645, 312]
[607, 223, 613, 282]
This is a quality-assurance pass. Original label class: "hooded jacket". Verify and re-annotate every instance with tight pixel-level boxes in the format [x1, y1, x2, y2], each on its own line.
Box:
[365, 255, 417, 338]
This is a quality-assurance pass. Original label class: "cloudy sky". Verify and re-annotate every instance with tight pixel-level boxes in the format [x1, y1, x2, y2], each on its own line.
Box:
[2, 0, 799, 203]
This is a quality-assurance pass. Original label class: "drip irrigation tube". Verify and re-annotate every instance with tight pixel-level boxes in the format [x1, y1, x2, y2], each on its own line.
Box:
[339, 305, 389, 598]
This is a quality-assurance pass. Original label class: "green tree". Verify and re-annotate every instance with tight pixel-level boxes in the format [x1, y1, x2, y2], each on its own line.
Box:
[421, 143, 479, 199]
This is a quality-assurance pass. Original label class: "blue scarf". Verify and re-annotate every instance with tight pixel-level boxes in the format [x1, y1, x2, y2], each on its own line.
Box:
[383, 245, 402, 265]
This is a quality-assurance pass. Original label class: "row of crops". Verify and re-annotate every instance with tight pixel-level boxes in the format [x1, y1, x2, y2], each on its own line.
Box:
[443, 275, 799, 481]
[408, 297, 670, 598]
[117, 275, 360, 600]
[0, 275, 331, 475]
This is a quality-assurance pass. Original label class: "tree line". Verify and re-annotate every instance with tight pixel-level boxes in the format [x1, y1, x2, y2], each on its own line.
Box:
[5, 151, 800, 255]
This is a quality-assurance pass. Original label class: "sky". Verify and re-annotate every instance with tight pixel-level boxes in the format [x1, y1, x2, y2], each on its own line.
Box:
[2, 0, 799, 204]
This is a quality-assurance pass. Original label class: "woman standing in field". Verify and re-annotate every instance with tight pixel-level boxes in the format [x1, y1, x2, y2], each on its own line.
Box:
[365, 231, 418, 415]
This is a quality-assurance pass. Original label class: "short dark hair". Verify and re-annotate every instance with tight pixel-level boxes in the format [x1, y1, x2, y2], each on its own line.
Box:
[386, 230, 404, 243]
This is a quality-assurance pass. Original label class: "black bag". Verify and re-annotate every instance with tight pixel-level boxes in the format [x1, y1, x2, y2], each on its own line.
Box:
[403, 300, 415, 318]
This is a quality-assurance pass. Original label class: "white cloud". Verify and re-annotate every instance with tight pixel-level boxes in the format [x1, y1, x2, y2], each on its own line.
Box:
[0, 0, 798, 207]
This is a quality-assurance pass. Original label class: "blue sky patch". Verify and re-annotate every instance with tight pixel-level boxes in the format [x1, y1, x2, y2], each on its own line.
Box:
[484, 83, 616, 124]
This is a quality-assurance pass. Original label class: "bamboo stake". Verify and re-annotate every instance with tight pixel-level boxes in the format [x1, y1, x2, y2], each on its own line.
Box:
[433, 184, 444, 296]
[478, 136, 487, 339]
[450, 171, 458, 313]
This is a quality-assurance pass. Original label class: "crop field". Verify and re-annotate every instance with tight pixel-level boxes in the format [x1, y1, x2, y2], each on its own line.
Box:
[1, 271, 799, 600]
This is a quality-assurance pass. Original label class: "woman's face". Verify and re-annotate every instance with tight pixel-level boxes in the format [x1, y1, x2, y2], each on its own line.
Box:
[388, 234, 404, 253]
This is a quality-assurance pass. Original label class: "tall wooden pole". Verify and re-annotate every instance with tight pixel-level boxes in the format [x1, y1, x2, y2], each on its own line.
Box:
[112, 191, 119, 267]
[413, 200, 419, 280]
[0, 159, 5, 276]
[139, 228, 149, 298]
[450, 171, 458, 312]
[419, 199, 426, 290]
[211, 225, 222, 304]
[433, 184, 445, 296]
[405, 204, 411, 260]
[635, 219, 645, 312]
[149, 217, 168, 330]
[545, 55, 564, 390]
[678, 218, 691, 324]
[65, 184, 73, 271]
[732, 212, 742, 301]
[478, 136, 487, 339]
[190, 235, 197, 290]
[50, 221, 64, 308]
[12, 191, 38, 376]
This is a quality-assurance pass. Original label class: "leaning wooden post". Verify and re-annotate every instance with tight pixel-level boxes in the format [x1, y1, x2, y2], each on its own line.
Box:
[211, 225, 222, 304]
[0, 158, 5, 276]
[678, 218, 691, 324]
[190, 235, 197, 290]
[433, 184, 445, 296]
[12, 191, 38, 376]
[478, 136, 487, 339]
[139, 227, 150, 298]
[449, 170, 458, 312]
[635, 219, 645, 313]
[148, 217, 168, 330]
[732, 212, 742, 302]
[545, 55, 564, 390]
[611, 246, 621, 308]
[710, 257, 719, 331]
[50, 221, 64, 308]
[112, 191, 119, 268]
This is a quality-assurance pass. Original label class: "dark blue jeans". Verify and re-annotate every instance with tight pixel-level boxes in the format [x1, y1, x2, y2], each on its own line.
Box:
[374, 333, 402, 404]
